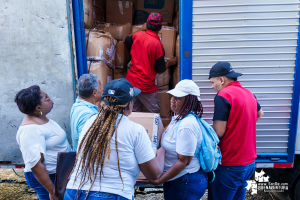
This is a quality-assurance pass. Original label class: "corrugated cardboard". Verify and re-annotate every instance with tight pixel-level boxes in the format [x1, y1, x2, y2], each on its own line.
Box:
[96, 23, 132, 41]
[106, 1, 134, 24]
[83, 0, 94, 28]
[157, 91, 170, 118]
[174, 65, 179, 86]
[85, 29, 116, 68]
[174, 35, 179, 85]
[136, 0, 174, 24]
[87, 61, 112, 89]
[128, 112, 164, 180]
[114, 68, 127, 79]
[95, 5, 105, 22]
[156, 68, 170, 90]
[115, 41, 129, 68]
[173, 11, 179, 34]
[132, 26, 176, 59]
[108, 0, 137, 10]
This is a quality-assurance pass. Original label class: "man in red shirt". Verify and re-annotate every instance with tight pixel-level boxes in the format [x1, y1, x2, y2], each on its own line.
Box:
[208, 62, 264, 200]
[124, 13, 177, 113]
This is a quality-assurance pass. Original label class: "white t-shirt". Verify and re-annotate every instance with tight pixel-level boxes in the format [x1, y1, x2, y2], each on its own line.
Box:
[161, 114, 202, 181]
[67, 114, 155, 200]
[16, 119, 71, 174]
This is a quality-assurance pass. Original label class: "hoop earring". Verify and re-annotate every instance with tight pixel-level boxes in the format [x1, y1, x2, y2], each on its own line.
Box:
[40, 111, 43, 116]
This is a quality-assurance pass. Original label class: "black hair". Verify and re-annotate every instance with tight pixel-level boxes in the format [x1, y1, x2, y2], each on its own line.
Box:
[15, 85, 42, 114]
[169, 95, 204, 121]
[227, 77, 238, 81]
[147, 23, 162, 32]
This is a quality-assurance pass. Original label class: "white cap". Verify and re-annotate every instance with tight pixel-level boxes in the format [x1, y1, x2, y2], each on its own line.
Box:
[167, 79, 201, 100]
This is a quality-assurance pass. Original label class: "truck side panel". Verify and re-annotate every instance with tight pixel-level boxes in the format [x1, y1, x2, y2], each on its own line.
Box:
[180, 0, 300, 163]
[0, 0, 75, 164]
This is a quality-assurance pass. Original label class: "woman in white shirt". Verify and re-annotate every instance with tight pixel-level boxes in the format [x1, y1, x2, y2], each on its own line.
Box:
[65, 78, 165, 200]
[15, 85, 71, 200]
[138, 79, 208, 200]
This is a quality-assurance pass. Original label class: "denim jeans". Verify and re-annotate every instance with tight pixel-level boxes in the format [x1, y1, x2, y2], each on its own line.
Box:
[163, 168, 208, 200]
[24, 172, 56, 200]
[208, 162, 255, 200]
[64, 189, 131, 200]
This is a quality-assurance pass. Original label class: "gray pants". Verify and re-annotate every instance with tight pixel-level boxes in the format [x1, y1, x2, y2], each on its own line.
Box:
[133, 92, 160, 113]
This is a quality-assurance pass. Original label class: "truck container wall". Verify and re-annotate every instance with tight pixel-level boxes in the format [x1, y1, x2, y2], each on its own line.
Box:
[180, 0, 300, 163]
[0, 0, 76, 164]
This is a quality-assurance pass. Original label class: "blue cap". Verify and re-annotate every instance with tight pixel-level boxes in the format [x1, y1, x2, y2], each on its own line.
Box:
[209, 61, 242, 79]
[102, 78, 141, 105]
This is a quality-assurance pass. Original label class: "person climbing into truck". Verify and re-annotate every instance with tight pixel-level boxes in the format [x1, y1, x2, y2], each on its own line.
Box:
[124, 12, 177, 113]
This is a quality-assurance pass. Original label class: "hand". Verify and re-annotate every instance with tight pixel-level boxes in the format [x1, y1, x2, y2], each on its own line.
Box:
[168, 57, 178, 66]
[136, 178, 162, 186]
[156, 147, 166, 156]
[49, 193, 58, 200]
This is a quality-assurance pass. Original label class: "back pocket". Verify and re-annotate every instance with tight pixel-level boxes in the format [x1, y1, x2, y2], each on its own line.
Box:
[226, 167, 247, 188]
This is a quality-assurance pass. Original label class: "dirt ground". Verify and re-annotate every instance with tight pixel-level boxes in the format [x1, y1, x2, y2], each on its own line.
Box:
[0, 169, 281, 200]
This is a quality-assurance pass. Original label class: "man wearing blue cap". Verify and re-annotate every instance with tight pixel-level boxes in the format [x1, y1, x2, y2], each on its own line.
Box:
[208, 61, 263, 200]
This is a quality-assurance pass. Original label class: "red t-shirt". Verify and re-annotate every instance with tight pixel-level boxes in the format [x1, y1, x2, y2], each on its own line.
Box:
[213, 81, 258, 166]
[126, 30, 164, 93]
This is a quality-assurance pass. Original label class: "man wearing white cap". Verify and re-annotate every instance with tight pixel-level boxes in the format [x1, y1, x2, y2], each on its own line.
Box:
[138, 79, 207, 200]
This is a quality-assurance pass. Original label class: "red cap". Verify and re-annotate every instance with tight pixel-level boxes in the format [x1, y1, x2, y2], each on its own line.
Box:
[147, 12, 163, 26]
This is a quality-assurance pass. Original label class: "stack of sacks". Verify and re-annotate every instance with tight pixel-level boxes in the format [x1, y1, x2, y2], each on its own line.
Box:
[85, 29, 116, 88]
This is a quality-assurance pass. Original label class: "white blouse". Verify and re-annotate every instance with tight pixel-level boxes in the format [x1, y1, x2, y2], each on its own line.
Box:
[161, 114, 203, 181]
[16, 119, 71, 174]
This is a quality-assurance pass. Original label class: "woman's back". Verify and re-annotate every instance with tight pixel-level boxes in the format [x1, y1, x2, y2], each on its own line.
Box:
[67, 114, 155, 199]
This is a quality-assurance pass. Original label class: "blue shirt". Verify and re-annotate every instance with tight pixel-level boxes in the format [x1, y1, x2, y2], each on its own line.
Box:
[70, 99, 98, 151]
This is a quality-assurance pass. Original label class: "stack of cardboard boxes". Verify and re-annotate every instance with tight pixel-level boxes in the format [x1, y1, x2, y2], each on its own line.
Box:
[83, 0, 180, 128]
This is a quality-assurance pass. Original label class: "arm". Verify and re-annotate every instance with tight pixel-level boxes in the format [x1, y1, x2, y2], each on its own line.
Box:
[165, 57, 178, 69]
[139, 147, 166, 180]
[31, 154, 58, 200]
[257, 108, 263, 121]
[212, 120, 227, 138]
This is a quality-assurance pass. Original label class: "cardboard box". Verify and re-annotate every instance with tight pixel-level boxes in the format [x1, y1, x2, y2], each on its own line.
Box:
[85, 29, 116, 68]
[161, 118, 171, 128]
[136, 0, 174, 24]
[128, 112, 164, 179]
[83, 0, 94, 28]
[106, 1, 134, 24]
[87, 61, 112, 89]
[157, 91, 171, 118]
[107, 0, 137, 10]
[115, 41, 129, 68]
[174, 65, 179, 86]
[156, 68, 170, 90]
[176, 35, 179, 59]
[114, 68, 127, 79]
[96, 23, 132, 41]
[95, 5, 105, 22]
[173, 11, 179, 34]
[132, 26, 176, 59]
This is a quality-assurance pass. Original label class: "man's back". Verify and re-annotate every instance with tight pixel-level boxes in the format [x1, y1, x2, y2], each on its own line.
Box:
[70, 99, 98, 151]
[216, 81, 258, 166]
[126, 30, 164, 94]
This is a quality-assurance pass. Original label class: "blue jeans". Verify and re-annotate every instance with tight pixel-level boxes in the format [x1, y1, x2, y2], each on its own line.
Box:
[64, 189, 131, 200]
[24, 172, 56, 200]
[208, 162, 255, 200]
[163, 169, 208, 200]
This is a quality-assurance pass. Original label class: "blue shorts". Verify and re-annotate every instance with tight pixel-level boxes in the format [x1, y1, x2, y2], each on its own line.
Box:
[24, 172, 56, 200]
[208, 162, 255, 200]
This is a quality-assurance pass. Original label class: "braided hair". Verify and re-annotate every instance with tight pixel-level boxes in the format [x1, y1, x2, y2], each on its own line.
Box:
[71, 96, 128, 200]
[170, 95, 203, 121]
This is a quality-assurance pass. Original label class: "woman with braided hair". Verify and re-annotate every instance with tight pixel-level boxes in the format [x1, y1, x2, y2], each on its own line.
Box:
[138, 79, 208, 200]
[65, 78, 166, 200]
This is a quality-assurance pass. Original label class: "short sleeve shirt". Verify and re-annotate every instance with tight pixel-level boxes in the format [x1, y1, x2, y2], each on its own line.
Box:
[16, 120, 71, 173]
[126, 30, 165, 93]
[67, 114, 155, 200]
[161, 115, 202, 181]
